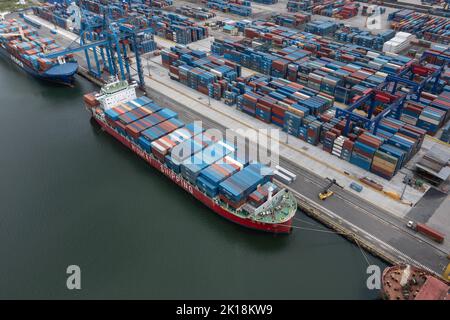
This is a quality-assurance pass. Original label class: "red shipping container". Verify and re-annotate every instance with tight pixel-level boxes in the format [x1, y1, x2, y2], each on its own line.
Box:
[416, 223, 445, 243]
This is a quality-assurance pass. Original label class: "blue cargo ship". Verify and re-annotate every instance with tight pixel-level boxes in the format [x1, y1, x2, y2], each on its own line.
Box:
[0, 18, 78, 85]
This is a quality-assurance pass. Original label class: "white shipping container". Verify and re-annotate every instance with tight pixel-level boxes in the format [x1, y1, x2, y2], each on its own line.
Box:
[275, 165, 297, 181]
[274, 170, 293, 185]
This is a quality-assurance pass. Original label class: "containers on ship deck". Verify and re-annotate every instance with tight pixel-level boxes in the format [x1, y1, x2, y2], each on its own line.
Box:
[138, 118, 184, 152]
[196, 155, 244, 197]
[126, 108, 177, 141]
[181, 141, 235, 184]
[104, 96, 154, 121]
[127, 96, 153, 109]
[248, 181, 279, 207]
[219, 163, 272, 208]
[151, 122, 205, 162]
[114, 107, 155, 135]
[105, 103, 138, 123]
[165, 133, 218, 173]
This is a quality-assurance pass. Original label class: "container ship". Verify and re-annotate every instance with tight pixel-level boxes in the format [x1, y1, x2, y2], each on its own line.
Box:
[83, 78, 297, 233]
[0, 18, 78, 85]
[381, 264, 449, 300]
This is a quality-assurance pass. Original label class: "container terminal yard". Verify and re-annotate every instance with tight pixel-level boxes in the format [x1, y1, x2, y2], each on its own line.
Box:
[1, 0, 449, 299]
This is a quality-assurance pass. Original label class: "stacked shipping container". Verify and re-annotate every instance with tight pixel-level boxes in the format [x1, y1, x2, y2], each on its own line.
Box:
[286, 0, 359, 20]
[175, 6, 216, 20]
[334, 27, 395, 51]
[149, 11, 209, 44]
[161, 46, 241, 99]
[219, 163, 271, 208]
[102, 95, 276, 209]
[212, 37, 410, 104]
[205, 0, 252, 17]
[389, 9, 450, 45]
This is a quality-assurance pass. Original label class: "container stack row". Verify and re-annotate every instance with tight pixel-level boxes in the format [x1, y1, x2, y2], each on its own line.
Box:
[241, 19, 399, 54]
[211, 38, 411, 104]
[334, 27, 395, 51]
[287, 0, 313, 12]
[317, 113, 427, 179]
[146, 0, 174, 8]
[250, 0, 278, 4]
[440, 122, 450, 143]
[205, 0, 252, 17]
[311, 1, 359, 20]
[286, 0, 358, 20]
[402, 93, 450, 135]
[32, 3, 107, 34]
[389, 9, 450, 45]
[196, 156, 245, 198]
[159, 43, 442, 180]
[234, 76, 334, 132]
[305, 20, 338, 36]
[270, 13, 311, 29]
[33, 5, 71, 30]
[382, 32, 415, 54]
[175, 5, 216, 20]
[219, 163, 272, 208]
[149, 11, 209, 44]
[1, 19, 70, 72]
[161, 46, 241, 99]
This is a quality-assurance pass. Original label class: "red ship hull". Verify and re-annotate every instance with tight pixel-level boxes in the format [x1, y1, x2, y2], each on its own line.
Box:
[94, 116, 294, 234]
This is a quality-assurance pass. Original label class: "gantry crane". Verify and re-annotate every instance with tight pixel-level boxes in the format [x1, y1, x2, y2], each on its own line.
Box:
[42, 0, 152, 88]
[335, 51, 447, 137]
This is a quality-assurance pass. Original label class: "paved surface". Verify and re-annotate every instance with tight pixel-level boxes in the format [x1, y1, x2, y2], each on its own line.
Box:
[22, 12, 450, 276]
[407, 187, 448, 223]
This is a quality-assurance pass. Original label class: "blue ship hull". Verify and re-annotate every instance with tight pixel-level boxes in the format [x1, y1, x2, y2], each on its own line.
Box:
[0, 44, 78, 86]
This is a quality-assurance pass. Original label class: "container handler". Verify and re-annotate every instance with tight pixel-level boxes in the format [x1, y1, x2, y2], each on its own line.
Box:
[318, 178, 341, 200]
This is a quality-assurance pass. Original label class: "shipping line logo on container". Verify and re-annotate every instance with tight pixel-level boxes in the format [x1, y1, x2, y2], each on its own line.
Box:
[161, 165, 194, 194]
[170, 122, 280, 176]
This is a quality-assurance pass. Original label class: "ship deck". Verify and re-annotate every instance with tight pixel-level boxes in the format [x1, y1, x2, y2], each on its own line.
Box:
[95, 108, 297, 225]
[383, 265, 450, 300]
[221, 191, 297, 224]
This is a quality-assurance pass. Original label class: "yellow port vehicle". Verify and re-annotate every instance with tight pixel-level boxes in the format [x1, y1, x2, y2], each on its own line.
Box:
[443, 263, 450, 282]
[318, 179, 338, 201]
[319, 190, 334, 200]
